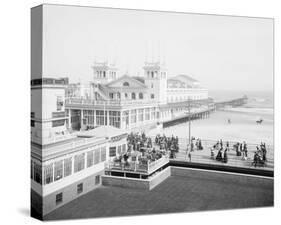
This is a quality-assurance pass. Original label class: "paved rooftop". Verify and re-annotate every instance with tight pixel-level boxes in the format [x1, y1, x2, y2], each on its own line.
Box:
[44, 170, 273, 220]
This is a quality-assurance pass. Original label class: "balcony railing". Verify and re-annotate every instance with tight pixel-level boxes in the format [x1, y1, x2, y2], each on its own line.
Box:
[105, 154, 169, 174]
[65, 97, 157, 107]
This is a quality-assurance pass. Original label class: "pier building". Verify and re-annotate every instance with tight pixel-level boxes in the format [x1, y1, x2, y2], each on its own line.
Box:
[65, 60, 209, 131]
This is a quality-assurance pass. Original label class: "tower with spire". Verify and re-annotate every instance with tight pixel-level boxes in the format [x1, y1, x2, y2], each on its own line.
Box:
[92, 60, 118, 84]
[143, 59, 167, 104]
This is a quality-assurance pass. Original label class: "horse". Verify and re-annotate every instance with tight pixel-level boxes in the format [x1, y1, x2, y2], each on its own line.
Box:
[256, 119, 263, 124]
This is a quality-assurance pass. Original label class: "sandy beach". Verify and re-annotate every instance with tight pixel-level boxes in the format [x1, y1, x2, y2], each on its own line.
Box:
[148, 108, 274, 146]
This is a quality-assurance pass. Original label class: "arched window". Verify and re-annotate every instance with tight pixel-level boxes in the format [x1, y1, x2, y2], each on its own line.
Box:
[103, 71, 106, 78]
[123, 82, 129, 87]
[139, 93, 143, 99]
[132, 92, 136, 100]
[151, 71, 154, 78]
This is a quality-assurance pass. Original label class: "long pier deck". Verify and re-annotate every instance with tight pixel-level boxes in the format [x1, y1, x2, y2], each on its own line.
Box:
[163, 95, 248, 128]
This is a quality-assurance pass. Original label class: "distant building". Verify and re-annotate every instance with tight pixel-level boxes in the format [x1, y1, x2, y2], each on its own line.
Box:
[65, 60, 209, 131]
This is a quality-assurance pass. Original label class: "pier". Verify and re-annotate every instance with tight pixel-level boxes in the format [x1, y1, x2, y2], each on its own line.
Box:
[163, 109, 212, 128]
[214, 95, 248, 110]
[162, 95, 247, 128]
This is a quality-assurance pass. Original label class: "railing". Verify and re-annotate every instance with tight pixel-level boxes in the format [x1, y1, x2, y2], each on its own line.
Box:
[106, 154, 169, 174]
[147, 154, 169, 172]
[148, 136, 274, 170]
[65, 98, 158, 107]
[173, 151, 274, 171]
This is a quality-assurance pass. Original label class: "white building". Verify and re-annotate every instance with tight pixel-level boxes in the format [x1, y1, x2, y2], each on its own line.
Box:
[65, 60, 209, 131]
[31, 78, 128, 217]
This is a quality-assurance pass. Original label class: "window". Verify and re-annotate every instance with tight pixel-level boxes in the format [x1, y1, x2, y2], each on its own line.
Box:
[83, 110, 94, 125]
[123, 82, 129, 87]
[109, 147, 116, 157]
[101, 147, 106, 162]
[31, 120, 35, 127]
[151, 107, 156, 120]
[54, 160, 63, 181]
[94, 148, 100, 165]
[124, 93, 128, 98]
[130, 110, 136, 124]
[151, 71, 154, 78]
[131, 92, 136, 100]
[96, 110, 107, 126]
[77, 183, 83, 194]
[56, 193, 63, 205]
[74, 153, 85, 173]
[151, 94, 155, 99]
[52, 111, 65, 118]
[145, 108, 150, 120]
[109, 111, 121, 128]
[52, 119, 65, 127]
[122, 144, 126, 153]
[43, 163, 53, 185]
[109, 93, 114, 99]
[122, 111, 129, 127]
[139, 93, 143, 99]
[117, 92, 121, 99]
[103, 71, 106, 78]
[87, 151, 94, 168]
[95, 175, 100, 185]
[33, 161, 42, 184]
[64, 158, 72, 177]
[56, 96, 64, 111]
[138, 109, 144, 122]
[31, 112, 35, 118]
[117, 145, 122, 155]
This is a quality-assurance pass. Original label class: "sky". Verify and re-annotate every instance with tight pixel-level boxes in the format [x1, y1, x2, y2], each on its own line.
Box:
[41, 4, 274, 92]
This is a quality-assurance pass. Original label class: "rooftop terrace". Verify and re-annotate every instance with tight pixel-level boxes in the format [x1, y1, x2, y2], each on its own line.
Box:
[44, 167, 273, 220]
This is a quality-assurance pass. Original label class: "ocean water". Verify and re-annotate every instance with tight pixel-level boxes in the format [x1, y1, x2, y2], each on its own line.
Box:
[149, 90, 274, 145]
[209, 90, 274, 109]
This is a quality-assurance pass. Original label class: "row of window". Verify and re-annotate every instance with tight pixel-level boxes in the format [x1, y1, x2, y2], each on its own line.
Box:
[168, 95, 204, 102]
[31, 147, 106, 185]
[109, 144, 126, 157]
[55, 175, 101, 205]
[82, 107, 157, 128]
[109, 92, 144, 100]
[108, 92, 155, 100]
[95, 70, 117, 79]
[146, 71, 167, 79]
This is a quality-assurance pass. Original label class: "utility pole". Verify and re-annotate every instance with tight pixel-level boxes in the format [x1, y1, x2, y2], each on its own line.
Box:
[188, 97, 191, 146]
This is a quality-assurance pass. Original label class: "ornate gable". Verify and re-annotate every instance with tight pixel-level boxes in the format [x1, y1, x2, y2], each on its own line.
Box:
[106, 75, 147, 89]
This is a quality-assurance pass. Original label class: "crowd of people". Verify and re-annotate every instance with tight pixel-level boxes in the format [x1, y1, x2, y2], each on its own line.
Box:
[126, 132, 269, 168]
[127, 132, 153, 152]
[233, 142, 248, 159]
[253, 142, 267, 167]
[210, 140, 229, 163]
[190, 137, 204, 151]
[209, 139, 268, 167]
[155, 134, 179, 152]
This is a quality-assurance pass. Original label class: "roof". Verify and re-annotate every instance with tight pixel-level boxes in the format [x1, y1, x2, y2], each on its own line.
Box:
[131, 76, 145, 84]
[176, 74, 198, 82]
[105, 75, 147, 89]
